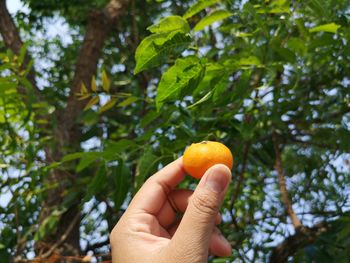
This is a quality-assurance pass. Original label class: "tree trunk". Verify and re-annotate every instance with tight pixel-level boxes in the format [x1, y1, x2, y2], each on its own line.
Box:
[0, 0, 130, 261]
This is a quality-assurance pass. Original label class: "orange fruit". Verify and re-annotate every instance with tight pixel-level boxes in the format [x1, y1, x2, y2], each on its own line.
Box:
[183, 141, 233, 179]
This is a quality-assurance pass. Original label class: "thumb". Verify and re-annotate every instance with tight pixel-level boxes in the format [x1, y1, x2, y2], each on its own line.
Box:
[169, 164, 231, 261]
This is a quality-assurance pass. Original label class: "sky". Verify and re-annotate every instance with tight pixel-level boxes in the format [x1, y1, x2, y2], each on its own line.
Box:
[7, 0, 28, 14]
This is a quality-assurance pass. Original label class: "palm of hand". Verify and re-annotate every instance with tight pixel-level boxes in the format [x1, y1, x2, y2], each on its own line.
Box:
[110, 159, 231, 263]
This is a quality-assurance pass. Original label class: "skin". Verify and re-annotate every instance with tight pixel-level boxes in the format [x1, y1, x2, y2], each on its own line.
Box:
[110, 157, 232, 263]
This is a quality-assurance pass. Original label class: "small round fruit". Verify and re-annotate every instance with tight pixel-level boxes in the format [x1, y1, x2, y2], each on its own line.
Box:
[183, 141, 233, 179]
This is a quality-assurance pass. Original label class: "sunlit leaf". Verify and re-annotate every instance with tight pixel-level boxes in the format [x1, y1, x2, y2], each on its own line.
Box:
[147, 16, 190, 34]
[156, 56, 204, 110]
[98, 97, 117, 113]
[188, 90, 213, 109]
[91, 76, 97, 92]
[194, 10, 233, 32]
[80, 83, 88, 94]
[83, 96, 100, 111]
[102, 71, 110, 92]
[183, 0, 220, 19]
[117, 96, 139, 107]
[238, 56, 261, 66]
[309, 23, 341, 33]
[134, 31, 192, 74]
[34, 210, 63, 241]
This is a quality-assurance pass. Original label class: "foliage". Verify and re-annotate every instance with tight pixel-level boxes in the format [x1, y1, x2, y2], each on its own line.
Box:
[1, 0, 350, 262]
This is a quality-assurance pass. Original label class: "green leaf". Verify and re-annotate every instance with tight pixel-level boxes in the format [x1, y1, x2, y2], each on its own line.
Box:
[269, 6, 290, 14]
[91, 76, 97, 92]
[183, 0, 220, 19]
[295, 18, 309, 38]
[103, 139, 137, 160]
[19, 77, 32, 91]
[80, 83, 88, 94]
[134, 31, 192, 74]
[112, 160, 130, 209]
[147, 16, 190, 34]
[193, 63, 225, 95]
[205, 62, 225, 73]
[213, 73, 230, 102]
[134, 147, 159, 192]
[78, 94, 91, 101]
[76, 152, 101, 172]
[224, 56, 262, 70]
[194, 10, 233, 32]
[84, 96, 100, 111]
[84, 165, 107, 202]
[34, 210, 63, 241]
[140, 110, 160, 128]
[275, 47, 296, 63]
[188, 90, 213, 109]
[232, 69, 252, 102]
[117, 96, 139, 107]
[0, 81, 17, 92]
[98, 97, 118, 113]
[156, 56, 204, 110]
[102, 71, 110, 92]
[61, 152, 85, 162]
[307, 0, 327, 18]
[309, 23, 341, 33]
[212, 258, 232, 263]
[18, 42, 28, 66]
[266, 0, 290, 14]
[238, 56, 261, 66]
[287, 37, 307, 55]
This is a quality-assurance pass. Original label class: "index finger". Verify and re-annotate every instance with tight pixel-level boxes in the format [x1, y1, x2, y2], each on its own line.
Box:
[127, 157, 186, 214]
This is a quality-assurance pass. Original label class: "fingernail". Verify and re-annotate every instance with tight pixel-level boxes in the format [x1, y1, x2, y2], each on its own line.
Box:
[205, 167, 230, 193]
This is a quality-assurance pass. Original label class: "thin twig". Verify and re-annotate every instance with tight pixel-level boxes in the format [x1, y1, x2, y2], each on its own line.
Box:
[39, 213, 80, 259]
[272, 130, 302, 229]
[229, 141, 250, 227]
[86, 240, 110, 252]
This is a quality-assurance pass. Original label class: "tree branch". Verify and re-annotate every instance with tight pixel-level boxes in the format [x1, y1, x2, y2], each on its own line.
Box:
[85, 239, 110, 253]
[36, 0, 131, 257]
[269, 221, 329, 263]
[230, 141, 250, 227]
[63, 0, 130, 134]
[38, 213, 81, 260]
[272, 131, 302, 229]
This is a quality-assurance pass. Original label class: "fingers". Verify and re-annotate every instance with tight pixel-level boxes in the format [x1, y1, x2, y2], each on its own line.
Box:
[209, 227, 232, 257]
[169, 164, 231, 261]
[156, 189, 193, 228]
[127, 157, 185, 215]
[157, 189, 222, 228]
[168, 225, 232, 257]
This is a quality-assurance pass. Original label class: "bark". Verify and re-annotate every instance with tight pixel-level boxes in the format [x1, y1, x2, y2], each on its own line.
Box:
[64, 0, 130, 133]
[0, 0, 22, 51]
[0, 0, 130, 260]
[272, 131, 302, 229]
[39, 0, 131, 260]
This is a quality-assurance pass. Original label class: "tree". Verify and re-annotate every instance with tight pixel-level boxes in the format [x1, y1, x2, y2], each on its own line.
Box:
[0, 0, 349, 262]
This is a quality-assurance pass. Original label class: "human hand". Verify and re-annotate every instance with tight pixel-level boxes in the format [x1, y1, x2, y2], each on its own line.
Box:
[110, 157, 232, 263]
